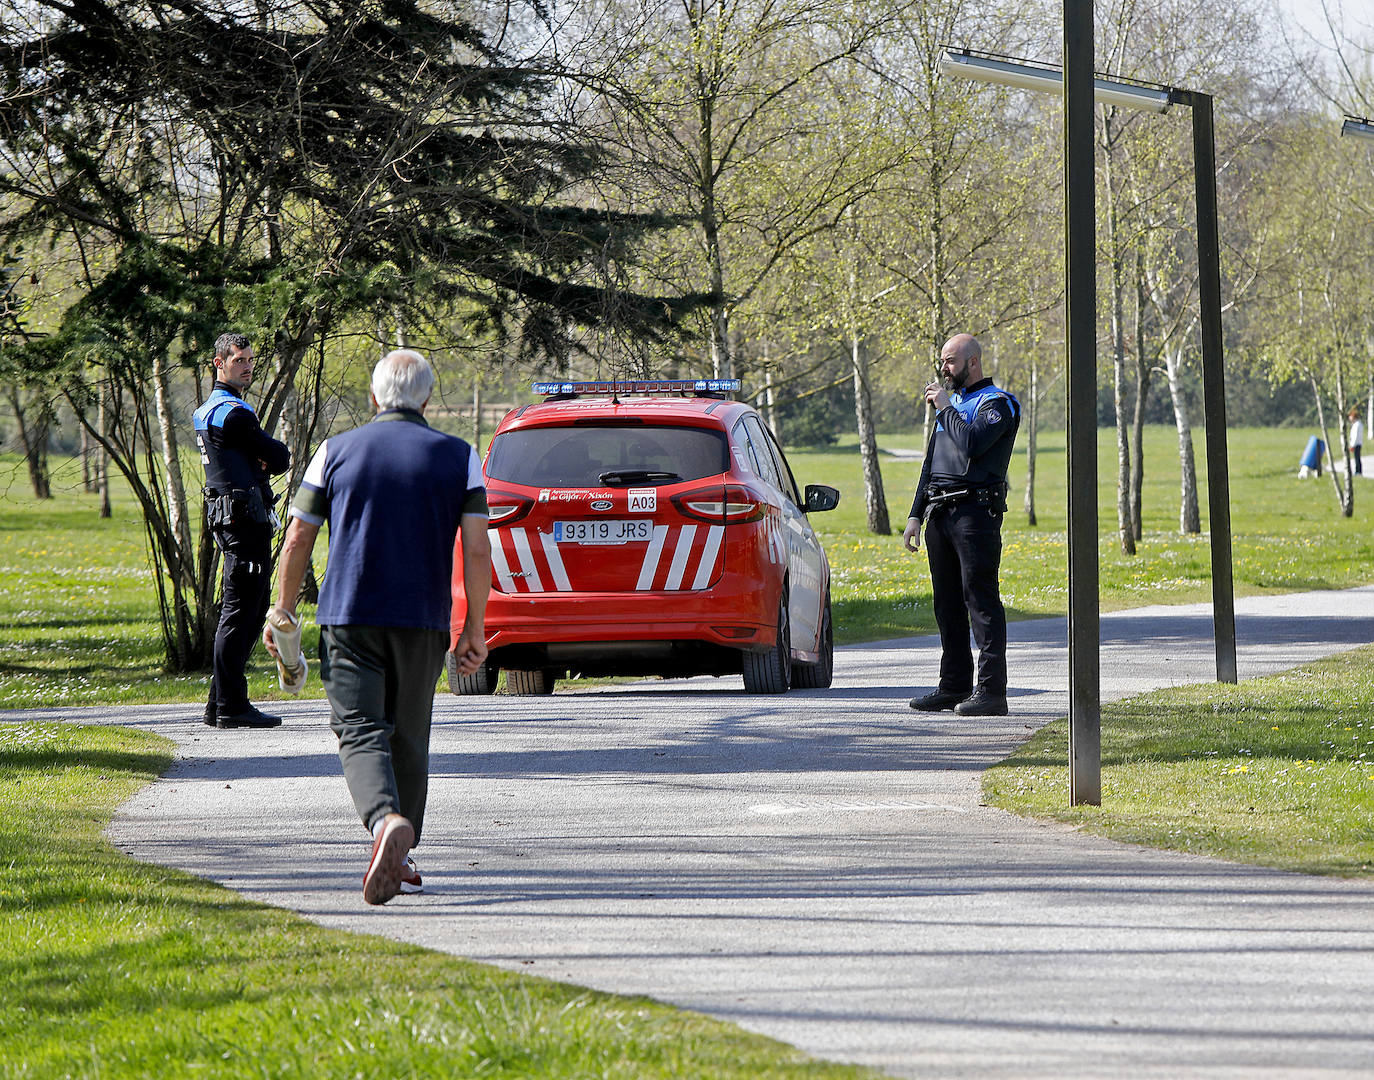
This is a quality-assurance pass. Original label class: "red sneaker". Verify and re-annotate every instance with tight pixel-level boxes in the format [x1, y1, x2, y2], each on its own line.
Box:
[362, 815, 414, 906]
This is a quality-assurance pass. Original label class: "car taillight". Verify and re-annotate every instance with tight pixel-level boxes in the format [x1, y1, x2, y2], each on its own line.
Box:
[486, 492, 533, 527]
[671, 484, 765, 524]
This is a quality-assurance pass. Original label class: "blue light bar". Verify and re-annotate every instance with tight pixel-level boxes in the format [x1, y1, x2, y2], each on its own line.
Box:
[532, 379, 742, 396]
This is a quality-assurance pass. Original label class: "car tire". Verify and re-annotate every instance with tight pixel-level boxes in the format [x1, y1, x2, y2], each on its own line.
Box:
[445, 651, 497, 695]
[742, 597, 791, 694]
[792, 594, 833, 689]
[507, 668, 557, 695]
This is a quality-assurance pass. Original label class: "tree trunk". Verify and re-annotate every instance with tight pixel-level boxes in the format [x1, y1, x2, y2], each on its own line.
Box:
[8, 389, 52, 499]
[259, 306, 326, 436]
[196, 512, 220, 668]
[80, 423, 94, 492]
[1130, 250, 1151, 542]
[26, 414, 51, 499]
[152, 347, 194, 586]
[97, 383, 111, 518]
[1104, 133, 1134, 555]
[763, 362, 777, 432]
[472, 377, 482, 450]
[690, 7, 730, 382]
[1311, 372, 1353, 517]
[1164, 344, 1200, 534]
[1023, 354, 1038, 527]
[920, 161, 945, 458]
[852, 330, 889, 535]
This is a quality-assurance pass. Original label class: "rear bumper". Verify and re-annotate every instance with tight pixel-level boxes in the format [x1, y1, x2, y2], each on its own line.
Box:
[451, 573, 780, 654]
[476, 593, 772, 649]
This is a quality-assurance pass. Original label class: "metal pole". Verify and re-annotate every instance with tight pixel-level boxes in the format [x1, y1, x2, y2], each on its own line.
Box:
[1064, 0, 1101, 806]
[1185, 92, 1238, 684]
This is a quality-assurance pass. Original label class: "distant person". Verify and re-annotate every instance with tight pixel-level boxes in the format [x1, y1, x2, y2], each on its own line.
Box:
[1298, 435, 1325, 478]
[1349, 408, 1364, 476]
[903, 334, 1020, 717]
[193, 332, 291, 729]
[265, 349, 491, 906]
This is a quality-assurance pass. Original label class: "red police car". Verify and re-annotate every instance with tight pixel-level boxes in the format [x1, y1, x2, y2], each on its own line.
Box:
[448, 379, 839, 695]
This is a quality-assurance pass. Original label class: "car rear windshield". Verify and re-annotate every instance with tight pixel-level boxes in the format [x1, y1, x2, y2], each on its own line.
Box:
[486, 423, 729, 487]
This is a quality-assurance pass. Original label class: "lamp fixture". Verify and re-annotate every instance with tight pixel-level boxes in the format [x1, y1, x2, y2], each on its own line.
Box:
[1340, 115, 1374, 142]
[939, 49, 1172, 114]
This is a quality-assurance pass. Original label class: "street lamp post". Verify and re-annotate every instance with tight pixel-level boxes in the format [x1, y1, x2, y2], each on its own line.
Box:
[938, 41, 1240, 804]
[1063, 0, 1100, 806]
[1176, 88, 1237, 685]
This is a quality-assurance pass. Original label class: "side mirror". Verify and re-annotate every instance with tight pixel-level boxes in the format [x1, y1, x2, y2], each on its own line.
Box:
[804, 483, 840, 513]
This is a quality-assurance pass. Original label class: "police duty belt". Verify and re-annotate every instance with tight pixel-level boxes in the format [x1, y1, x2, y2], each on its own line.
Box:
[924, 485, 1007, 515]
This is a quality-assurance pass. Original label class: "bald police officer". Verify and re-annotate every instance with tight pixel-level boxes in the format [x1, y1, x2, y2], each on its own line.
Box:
[903, 333, 1020, 717]
[193, 332, 291, 728]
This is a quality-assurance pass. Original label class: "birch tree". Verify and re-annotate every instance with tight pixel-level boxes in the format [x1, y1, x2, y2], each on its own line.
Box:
[1252, 121, 1374, 517]
[576, 0, 908, 381]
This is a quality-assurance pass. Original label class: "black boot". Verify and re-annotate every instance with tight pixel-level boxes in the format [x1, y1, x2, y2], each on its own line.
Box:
[954, 687, 1008, 716]
[909, 688, 970, 712]
[217, 705, 283, 729]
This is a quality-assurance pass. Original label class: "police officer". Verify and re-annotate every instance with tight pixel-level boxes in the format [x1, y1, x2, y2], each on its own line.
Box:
[903, 333, 1020, 717]
[193, 332, 291, 728]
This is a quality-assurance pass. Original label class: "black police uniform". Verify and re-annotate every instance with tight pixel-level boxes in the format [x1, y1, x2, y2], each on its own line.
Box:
[192, 382, 290, 723]
[910, 377, 1020, 702]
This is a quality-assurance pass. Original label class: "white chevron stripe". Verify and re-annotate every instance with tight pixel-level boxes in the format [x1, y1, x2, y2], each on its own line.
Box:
[539, 529, 572, 592]
[511, 528, 545, 592]
[691, 525, 724, 590]
[664, 524, 696, 590]
[636, 525, 669, 591]
[490, 535, 518, 592]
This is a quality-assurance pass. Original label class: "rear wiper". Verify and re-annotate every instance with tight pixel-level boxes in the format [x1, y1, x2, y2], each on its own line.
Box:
[598, 469, 682, 485]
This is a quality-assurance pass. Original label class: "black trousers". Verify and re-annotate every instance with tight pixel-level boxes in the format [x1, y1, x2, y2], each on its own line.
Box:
[924, 501, 1007, 696]
[319, 624, 448, 843]
[209, 526, 273, 716]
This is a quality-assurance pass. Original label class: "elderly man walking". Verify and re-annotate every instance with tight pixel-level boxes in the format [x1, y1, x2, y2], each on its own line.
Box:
[266, 349, 491, 905]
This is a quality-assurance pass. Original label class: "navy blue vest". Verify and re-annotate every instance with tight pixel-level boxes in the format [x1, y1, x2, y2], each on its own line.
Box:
[193, 386, 264, 494]
[929, 382, 1021, 489]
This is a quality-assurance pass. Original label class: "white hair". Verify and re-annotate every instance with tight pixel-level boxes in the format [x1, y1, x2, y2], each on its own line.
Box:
[372, 349, 434, 411]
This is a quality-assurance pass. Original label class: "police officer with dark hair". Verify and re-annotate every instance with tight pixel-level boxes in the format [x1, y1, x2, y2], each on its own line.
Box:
[193, 332, 291, 728]
[903, 333, 1020, 717]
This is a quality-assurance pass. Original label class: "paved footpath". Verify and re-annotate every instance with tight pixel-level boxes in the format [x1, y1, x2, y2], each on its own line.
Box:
[8, 586, 1374, 1078]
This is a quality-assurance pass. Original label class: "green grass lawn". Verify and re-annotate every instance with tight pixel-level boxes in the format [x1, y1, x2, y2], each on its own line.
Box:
[4, 426, 1372, 709]
[0, 719, 881, 1080]
[982, 646, 1374, 877]
[4, 427, 1372, 1077]
[792, 425, 1374, 642]
[0, 453, 314, 710]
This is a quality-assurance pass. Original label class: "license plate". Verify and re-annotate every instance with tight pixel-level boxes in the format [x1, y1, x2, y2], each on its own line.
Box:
[554, 519, 653, 544]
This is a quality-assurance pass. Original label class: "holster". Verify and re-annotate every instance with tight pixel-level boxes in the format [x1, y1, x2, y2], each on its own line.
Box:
[204, 486, 271, 529]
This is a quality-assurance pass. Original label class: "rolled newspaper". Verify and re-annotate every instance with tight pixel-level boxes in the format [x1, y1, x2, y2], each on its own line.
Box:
[266, 606, 308, 694]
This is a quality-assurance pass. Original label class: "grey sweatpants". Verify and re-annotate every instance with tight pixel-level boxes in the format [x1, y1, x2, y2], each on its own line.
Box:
[319, 624, 448, 844]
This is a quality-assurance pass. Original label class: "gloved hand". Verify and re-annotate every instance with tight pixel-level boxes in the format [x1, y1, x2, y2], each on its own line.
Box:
[263, 607, 308, 694]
